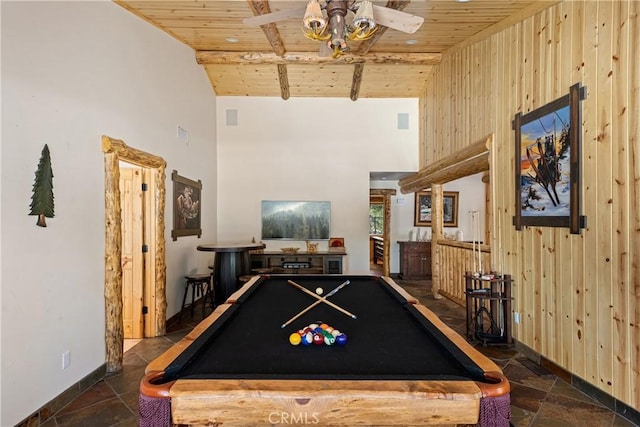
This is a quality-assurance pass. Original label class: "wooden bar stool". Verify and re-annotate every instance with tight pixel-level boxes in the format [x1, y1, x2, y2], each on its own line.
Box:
[181, 274, 215, 320]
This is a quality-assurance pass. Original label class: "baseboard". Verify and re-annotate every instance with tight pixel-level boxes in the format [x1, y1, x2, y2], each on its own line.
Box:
[514, 340, 640, 425]
[16, 363, 107, 427]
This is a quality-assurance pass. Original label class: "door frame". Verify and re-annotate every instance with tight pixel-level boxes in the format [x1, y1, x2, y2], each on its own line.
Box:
[102, 135, 167, 372]
[370, 188, 396, 277]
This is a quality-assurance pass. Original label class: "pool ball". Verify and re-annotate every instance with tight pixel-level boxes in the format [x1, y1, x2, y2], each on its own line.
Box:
[321, 330, 336, 345]
[316, 287, 323, 295]
[298, 327, 312, 335]
[301, 332, 314, 346]
[335, 333, 348, 346]
[331, 329, 341, 337]
[312, 333, 324, 345]
[289, 332, 302, 346]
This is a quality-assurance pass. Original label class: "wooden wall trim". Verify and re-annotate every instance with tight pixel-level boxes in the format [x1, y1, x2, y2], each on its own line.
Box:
[102, 135, 167, 372]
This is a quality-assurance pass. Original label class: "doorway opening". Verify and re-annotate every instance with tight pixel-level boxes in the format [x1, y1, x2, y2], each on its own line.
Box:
[102, 135, 167, 372]
[369, 189, 396, 277]
[369, 195, 384, 275]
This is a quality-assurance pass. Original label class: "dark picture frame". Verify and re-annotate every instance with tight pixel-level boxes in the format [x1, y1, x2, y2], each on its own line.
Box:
[171, 170, 202, 241]
[414, 191, 459, 228]
[513, 83, 586, 234]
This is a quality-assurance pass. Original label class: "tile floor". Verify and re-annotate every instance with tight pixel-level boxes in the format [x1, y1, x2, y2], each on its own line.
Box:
[33, 278, 638, 427]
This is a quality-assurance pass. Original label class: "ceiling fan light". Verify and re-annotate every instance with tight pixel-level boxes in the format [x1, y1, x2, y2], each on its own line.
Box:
[303, 0, 326, 31]
[352, 0, 375, 30]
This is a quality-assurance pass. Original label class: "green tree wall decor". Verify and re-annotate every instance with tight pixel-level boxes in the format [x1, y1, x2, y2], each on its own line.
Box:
[29, 144, 55, 227]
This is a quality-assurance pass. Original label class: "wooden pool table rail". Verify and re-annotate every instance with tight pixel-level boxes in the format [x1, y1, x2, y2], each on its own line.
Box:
[144, 377, 485, 425]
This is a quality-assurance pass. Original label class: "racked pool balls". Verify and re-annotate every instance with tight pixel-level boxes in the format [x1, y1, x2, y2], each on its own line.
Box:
[288, 321, 347, 347]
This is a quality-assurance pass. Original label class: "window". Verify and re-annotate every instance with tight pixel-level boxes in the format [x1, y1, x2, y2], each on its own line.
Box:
[369, 203, 384, 235]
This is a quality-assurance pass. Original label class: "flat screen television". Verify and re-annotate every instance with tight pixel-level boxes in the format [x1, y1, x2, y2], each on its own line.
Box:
[261, 201, 330, 240]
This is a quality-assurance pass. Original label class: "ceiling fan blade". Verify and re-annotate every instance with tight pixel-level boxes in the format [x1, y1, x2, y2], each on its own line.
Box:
[243, 5, 307, 27]
[318, 41, 332, 57]
[372, 4, 424, 34]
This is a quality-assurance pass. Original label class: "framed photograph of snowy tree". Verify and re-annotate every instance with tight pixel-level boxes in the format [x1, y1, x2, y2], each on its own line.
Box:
[513, 83, 586, 234]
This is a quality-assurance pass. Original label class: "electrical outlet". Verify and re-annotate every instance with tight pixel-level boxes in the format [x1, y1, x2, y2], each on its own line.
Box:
[514, 312, 521, 324]
[62, 351, 70, 369]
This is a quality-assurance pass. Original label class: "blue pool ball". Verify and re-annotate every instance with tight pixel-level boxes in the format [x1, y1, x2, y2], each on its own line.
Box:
[335, 333, 348, 346]
[301, 332, 314, 346]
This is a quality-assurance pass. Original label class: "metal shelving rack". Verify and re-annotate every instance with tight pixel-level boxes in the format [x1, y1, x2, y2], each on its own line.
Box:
[464, 272, 513, 346]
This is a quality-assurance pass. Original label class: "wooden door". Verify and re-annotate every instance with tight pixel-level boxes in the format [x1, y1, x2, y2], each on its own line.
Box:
[120, 168, 144, 339]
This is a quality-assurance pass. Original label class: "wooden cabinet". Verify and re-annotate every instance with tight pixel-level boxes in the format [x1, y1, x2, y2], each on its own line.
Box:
[251, 251, 346, 275]
[397, 241, 431, 279]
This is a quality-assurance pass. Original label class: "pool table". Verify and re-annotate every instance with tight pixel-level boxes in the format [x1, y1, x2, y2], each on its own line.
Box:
[140, 275, 510, 426]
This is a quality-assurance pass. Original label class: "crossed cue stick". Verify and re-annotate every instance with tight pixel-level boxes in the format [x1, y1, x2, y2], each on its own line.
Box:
[280, 280, 356, 329]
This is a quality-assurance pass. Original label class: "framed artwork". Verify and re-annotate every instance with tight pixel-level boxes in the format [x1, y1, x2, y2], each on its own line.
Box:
[171, 170, 202, 241]
[414, 191, 459, 227]
[513, 83, 586, 234]
[328, 237, 345, 252]
[261, 201, 330, 240]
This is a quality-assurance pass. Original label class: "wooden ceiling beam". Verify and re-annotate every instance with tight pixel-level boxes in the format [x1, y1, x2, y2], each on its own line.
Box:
[246, 0, 286, 56]
[399, 134, 492, 194]
[350, 63, 364, 101]
[277, 64, 290, 100]
[196, 51, 441, 65]
[400, 153, 489, 194]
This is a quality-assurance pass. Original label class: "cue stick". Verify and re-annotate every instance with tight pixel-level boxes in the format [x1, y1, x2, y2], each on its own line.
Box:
[286, 280, 357, 320]
[280, 280, 354, 328]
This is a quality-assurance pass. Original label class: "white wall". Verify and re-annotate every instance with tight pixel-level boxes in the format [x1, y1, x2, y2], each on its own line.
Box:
[370, 173, 486, 274]
[216, 97, 419, 274]
[1, 2, 216, 424]
[444, 173, 486, 243]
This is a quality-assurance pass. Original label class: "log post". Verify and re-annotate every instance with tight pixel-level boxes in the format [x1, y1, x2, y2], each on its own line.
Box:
[104, 151, 123, 372]
[431, 184, 444, 300]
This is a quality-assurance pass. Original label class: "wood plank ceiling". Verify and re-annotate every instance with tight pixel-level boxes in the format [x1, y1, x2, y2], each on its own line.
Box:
[115, 0, 542, 100]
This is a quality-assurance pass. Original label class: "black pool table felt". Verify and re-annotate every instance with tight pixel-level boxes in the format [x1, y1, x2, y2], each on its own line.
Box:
[165, 276, 485, 382]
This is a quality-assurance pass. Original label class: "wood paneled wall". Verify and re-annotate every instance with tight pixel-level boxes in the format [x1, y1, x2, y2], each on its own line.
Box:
[421, 0, 639, 409]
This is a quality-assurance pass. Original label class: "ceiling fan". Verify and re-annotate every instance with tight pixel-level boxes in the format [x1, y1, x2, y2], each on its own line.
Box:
[243, 0, 424, 58]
